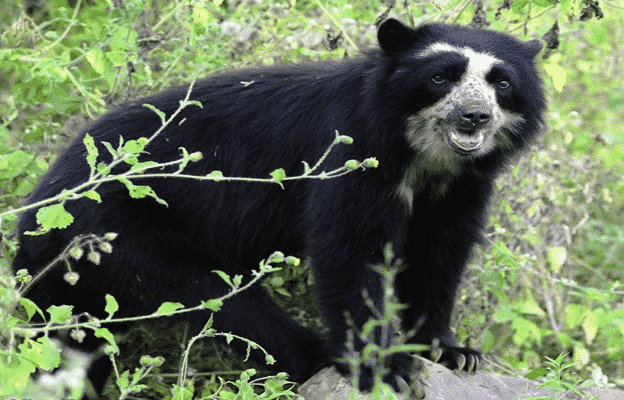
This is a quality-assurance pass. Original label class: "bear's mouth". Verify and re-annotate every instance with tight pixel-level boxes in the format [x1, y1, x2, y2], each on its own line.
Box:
[445, 129, 485, 155]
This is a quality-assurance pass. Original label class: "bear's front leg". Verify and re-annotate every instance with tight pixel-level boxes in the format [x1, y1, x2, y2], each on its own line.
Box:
[305, 178, 419, 391]
[397, 182, 490, 373]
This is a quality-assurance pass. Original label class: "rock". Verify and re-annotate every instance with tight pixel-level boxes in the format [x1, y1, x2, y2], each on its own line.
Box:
[298, 358, 624, 400]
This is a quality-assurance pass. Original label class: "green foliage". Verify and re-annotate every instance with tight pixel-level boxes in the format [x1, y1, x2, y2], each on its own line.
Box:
[0, 150, 48, 200]
[2, 249, 296, 399]
[460, 136, 624, 385]
[196, 369, 298, 399]
[526, 353, 582, 400]
[547, 19, 624, 175]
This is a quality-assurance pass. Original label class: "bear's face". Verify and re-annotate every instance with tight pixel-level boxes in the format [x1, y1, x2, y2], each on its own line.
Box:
[403, 44, 525, 169]
[377, 19, 543, 174]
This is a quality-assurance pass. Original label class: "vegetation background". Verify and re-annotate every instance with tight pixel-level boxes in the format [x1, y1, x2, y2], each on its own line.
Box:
[0, 0, 622, 399]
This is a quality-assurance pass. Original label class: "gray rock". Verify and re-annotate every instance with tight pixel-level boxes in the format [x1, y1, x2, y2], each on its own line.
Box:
[298, 358, 624, 400]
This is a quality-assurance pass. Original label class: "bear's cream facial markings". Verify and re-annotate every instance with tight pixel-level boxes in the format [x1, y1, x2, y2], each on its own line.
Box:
[403, 49, 499, 162]
[398, 45, 525, 212]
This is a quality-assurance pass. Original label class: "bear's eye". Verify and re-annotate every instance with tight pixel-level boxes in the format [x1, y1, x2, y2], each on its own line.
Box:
[497, 79, 511, 89]
[431, 74, 447, 84]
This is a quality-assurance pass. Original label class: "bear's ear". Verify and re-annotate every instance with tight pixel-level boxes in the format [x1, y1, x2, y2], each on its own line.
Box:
[377, 18, 414, 55]
[523, 39, 543, 59]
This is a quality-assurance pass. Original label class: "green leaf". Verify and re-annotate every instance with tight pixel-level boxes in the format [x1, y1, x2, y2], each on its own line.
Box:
[123, 156, 139, 166]
[213, 270, 232, 287]
[515, 297, 546, 316]
[101, 141, 117, 158]
[110, 27, 137, 50]
[481, 329, 495, 353]
[116, 370, 130, 391]
[0, 150, 34, 179]
[267, 251, 284, 264]
[171, 383, 195, 400]
[19, 297, 45, 321]
[207, 170, 224, 181]
[95, 327, 119, 354]
[33, 203, 74, 233]
[301, 161, 312, 174]
[573, 344, 590, 366]
[177, 147, 191, 173]
[582, 309, 602, 344]
[285, 256, 300, 266]
[511, 0, 529, 12]
[334, 133, 353, 145]
[86, 48, 107, 75]
[96, 162, 112, 176]
[526, 367, 548, 380]
[543, 63, 567, 92]
[531, 0, 552, 7]
[18, 337, 62, 372]
[564, 304, 584, 328]
[2, 351, 36, 392]
[547, 246, 567, 274]
[201, 299, 223, 312]
[512, 317, 541, 346]
[38, 336, 63, 371]
[143, 104, 166, 124]
[82, 189, 102, 203]
[105, 294, 119, 319]
[47, 305, 73, 324]
[129, 161, 158, 173]
[122, 137, 148, 155]
[125, 183, 147, 198]
[203, 314, 215, 330]
[117, 177, 168, 206]
[270, 168, 286, 184]
[274, 287, 291, 297]
[105, 49, 127, 66]
[493, 305, 515, 323]
[193, 6, 212, 26]
[154, 302, 185, 316]
[84, 133, 98, 172]
[186, 100, 203, 109]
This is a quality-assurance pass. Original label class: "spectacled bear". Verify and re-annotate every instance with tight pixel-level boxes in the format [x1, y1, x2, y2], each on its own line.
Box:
[12, 18, 545, 393]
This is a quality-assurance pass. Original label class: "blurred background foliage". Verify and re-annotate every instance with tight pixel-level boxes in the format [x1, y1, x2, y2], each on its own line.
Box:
[0, 0, 622, 398]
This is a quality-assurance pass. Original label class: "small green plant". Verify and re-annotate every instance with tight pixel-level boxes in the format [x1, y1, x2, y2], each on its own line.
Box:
[198, 369, 298, 399]
[340, 244, 428, 400]
[524, 353, 584, 400]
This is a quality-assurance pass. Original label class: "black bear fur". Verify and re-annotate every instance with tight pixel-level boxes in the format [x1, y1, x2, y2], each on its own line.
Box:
[13, 18, 545, 392]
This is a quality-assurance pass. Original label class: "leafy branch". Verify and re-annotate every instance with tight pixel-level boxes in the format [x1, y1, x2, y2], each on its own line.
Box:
[0, 79, 377, 235]
[14, 251, 294, 337]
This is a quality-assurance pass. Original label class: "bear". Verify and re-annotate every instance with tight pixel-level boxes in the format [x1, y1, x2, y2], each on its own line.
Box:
[12, 18, 545, 394]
